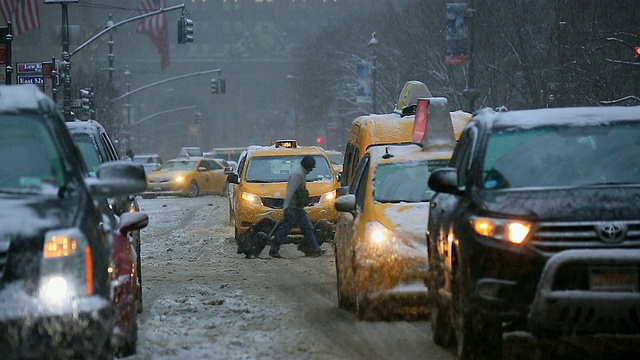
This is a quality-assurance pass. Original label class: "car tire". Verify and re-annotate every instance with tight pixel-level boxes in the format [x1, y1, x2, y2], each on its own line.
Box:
[188, 181, 200, 197]
[431, 296, 454, 347]
[452, 260, 502, 360]
[234, 226, 241, 242]
[335, 243, 356, 311]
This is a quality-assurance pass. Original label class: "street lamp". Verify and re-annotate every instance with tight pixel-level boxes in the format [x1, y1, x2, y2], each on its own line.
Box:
[123, 66, 132, 152]
[368, 32, 378, 114]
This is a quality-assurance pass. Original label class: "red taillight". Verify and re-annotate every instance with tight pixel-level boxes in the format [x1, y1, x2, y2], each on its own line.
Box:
[85, 247, 93, 295]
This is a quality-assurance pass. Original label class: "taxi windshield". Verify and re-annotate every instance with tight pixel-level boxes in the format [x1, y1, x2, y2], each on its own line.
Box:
[158, 160, 198, 171]
[373, 160, 448, 203]
[245, 155, 334, 183]
[0, 115, 66, 193]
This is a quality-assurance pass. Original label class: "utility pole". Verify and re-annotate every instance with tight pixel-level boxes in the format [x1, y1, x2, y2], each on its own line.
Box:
[368, 32, 378, 114]
[463, 1, 480, 112]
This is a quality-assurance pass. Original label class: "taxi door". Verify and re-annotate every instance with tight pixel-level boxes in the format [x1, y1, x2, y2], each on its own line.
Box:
[208, 159, 228, 194]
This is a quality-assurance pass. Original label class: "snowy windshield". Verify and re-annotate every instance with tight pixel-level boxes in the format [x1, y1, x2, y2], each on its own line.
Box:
[373, 160, 448, 203]
[244, 155, 333, 183]
[0, 114, 66, 193]
[157, 160, 198, 171]
[483, 123, 640, 189]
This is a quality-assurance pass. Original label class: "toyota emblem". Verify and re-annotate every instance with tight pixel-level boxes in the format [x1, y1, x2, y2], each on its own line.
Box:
[596, 223, 626, 244]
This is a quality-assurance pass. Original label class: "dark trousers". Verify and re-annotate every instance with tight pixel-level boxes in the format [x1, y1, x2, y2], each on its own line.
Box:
[270, 207, 320, 253]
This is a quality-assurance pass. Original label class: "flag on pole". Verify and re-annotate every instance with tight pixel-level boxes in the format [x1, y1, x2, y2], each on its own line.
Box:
[0, 0, 41, 36]
[136, 0, 169, 70]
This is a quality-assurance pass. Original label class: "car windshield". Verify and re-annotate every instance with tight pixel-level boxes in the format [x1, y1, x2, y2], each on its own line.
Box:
[72, 133, 101, 177]
[244, 155, 334, 183]
[157, 160, 198, 171]
[0, 114, 66, 193]
[373, 160, 448, 203]
[483, 123, 640, 189]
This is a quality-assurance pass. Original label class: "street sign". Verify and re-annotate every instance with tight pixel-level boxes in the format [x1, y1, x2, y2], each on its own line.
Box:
[70, 99, 82, 108]
[17, 62, 43, 74]
[17, 75, 44, 85]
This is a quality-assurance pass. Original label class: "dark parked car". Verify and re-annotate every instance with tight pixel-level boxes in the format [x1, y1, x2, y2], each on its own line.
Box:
[426, 106, 640, 359]
[0, 84, 146, 358]
[66, 120, 144, 312]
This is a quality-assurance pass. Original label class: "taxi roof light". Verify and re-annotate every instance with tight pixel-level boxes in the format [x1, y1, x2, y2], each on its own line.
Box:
[275, 140, 297, 148]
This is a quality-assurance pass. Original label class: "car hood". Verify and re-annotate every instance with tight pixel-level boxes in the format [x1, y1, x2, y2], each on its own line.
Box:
[242, 181, 337, 198]
[373, 202, 430, 251]
[477, 186, 640, 221]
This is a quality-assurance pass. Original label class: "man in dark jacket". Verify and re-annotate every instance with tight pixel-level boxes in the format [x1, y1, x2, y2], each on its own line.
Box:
[269, 155, 325, 258]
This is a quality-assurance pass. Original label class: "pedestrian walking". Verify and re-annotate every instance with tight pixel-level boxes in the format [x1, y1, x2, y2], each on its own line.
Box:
[269, 155, 326, 259]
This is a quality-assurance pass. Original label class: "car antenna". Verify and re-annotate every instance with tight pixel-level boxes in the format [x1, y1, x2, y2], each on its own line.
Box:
[382, 147, 393, 159]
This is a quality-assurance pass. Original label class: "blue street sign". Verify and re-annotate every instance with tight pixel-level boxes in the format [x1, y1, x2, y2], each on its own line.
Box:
[17, 76, 44, 85]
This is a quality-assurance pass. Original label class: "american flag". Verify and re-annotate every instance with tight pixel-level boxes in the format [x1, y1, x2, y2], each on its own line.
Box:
[135, 0, 169, 70]
[0, 0, 41, 36]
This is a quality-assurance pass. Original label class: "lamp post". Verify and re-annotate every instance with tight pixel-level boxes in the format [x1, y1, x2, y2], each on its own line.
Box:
[123, 65, 132, 152]
[368, 32, 378, 114]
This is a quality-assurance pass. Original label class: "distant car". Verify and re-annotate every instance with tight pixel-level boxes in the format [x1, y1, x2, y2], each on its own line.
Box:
[0, 84, 146, 358]
[427, 106, 640, 359]
[143, 157, 228, 198]
[178, 146, 203, 158]
[141, 162, 160, 174]
[325, 150, 344, 175]
[133, 153, 163, 166]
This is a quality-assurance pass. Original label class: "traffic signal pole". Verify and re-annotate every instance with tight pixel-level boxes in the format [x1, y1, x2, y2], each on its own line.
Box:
[111, 69, 222, 103]
[46, 1, 186, 119]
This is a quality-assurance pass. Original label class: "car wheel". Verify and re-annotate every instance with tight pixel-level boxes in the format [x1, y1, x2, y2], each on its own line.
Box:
[452, 260, 502, 360]
[188, 181, 200, 197]
[431, 295, 454, 347]
[335, 243, 356, 311]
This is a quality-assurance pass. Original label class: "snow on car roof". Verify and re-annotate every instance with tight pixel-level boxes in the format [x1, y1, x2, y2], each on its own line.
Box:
[476, 106, 640, 130]
[0, 84, 57, 114]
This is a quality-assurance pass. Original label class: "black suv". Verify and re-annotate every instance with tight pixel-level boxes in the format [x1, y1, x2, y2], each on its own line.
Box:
[66, 120, 144, 311]
[426, 106, 640, 359]
[0, 84, 146, 358]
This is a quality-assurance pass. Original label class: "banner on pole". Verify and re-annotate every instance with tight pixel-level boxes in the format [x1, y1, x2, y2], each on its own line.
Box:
[356, 61, 372, 104]
[446, 3, 469, 65]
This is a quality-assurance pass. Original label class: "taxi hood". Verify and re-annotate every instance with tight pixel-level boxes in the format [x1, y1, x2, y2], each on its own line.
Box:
[242, 180, 337, 198]
[373, 202, 430, 245]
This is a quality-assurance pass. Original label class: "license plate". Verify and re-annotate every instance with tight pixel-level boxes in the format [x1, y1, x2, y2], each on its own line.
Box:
[588, 266, 638, 292]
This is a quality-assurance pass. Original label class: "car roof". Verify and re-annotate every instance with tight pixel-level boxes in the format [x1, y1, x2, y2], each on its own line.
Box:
[475, 106, 640, 130]
[0, 84, 58, 115]
[245, 144, 328, 158]
[366, 143, 452, 164]
[65, 119, 107, 134]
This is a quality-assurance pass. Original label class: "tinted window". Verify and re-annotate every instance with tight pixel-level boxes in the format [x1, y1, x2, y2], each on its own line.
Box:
[73, 134, 102, 176]
[373, 160, 448, 203]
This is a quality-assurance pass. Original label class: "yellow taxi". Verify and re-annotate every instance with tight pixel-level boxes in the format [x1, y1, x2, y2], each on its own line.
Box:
[333, 97, 456, 320]
[143, 156, 228, 198]
[226, 140, 339, 242]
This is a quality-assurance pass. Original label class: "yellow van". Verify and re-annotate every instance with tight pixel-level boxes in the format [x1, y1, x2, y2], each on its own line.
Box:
[341, 81, 471, 186]
[226, 140, 340, 242]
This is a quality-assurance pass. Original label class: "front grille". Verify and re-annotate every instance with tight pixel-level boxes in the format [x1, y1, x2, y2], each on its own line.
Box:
[530, 220, 640, 254]
[262, 196, 321, 209]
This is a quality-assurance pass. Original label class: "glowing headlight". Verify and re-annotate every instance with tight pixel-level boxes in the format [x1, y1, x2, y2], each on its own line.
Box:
[40, 276, 70, 303]
[241, 191, 263, 205]
[365, 222, 394, 245]
[320, 190, 336, 203]
[470, 216, 531, 244]
[175, 175, 185, 183]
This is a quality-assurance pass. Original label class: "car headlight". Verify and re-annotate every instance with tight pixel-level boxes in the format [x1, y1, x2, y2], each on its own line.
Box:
[470, 216, 531, 244]
[365, 222, 396, 246]
[241, 191, 263, 205]
[320, 190, 337, 203]
[40, 227, 93, 303]
[175, 175, 185, 183]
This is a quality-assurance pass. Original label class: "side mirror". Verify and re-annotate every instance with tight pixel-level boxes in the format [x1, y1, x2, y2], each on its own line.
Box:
[428, 167, 461, 195]
[334, 194, 356, 213]
[86, 161, 147, 199]
[336, 186, 349, 197]
[227, 173, 239, 184]
[224, 166, 234, 175]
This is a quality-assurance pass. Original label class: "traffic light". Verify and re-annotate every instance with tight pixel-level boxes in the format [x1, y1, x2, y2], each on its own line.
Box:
[211, 78, 218, 94]
[79, 87, 94, 115]
[315, 136, 323, 145]
[178, 16, 194, 44]
[635, 46, 640, 62]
